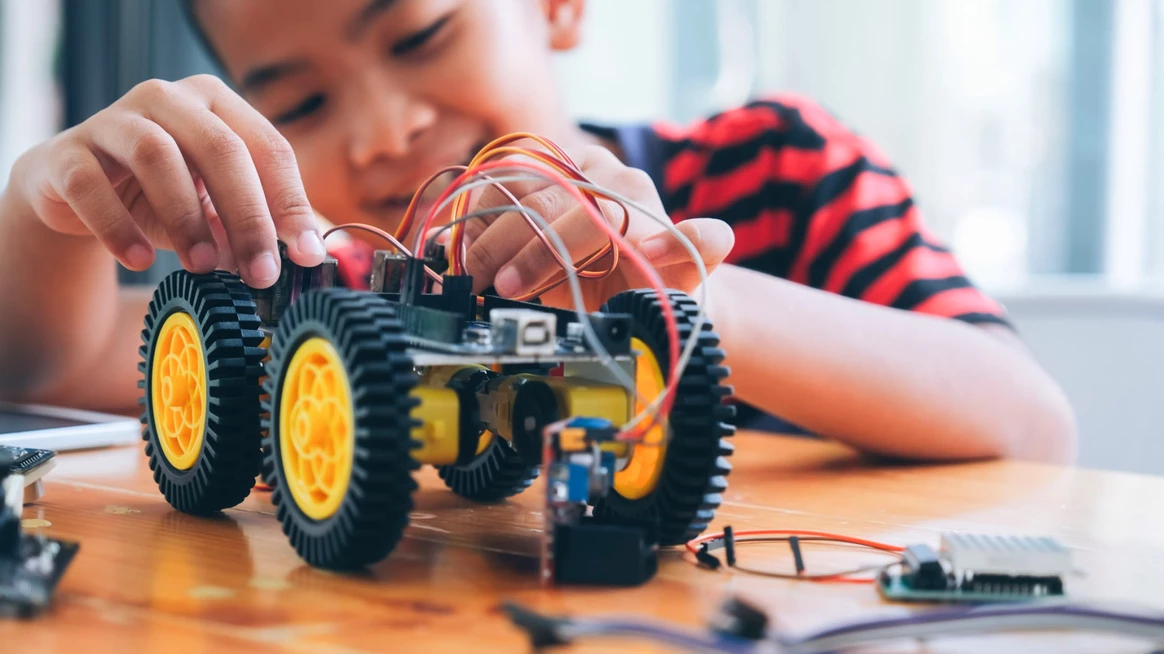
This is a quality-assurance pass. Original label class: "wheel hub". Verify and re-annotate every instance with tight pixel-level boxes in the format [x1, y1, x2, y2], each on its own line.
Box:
[279, 337, 355, 521]
[151, 311, 207, 470]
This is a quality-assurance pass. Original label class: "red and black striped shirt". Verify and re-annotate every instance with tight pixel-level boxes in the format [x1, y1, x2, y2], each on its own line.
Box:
[583, 94, 1008, 328]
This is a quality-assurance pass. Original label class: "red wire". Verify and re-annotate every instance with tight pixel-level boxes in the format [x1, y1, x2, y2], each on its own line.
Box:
[416, 159, 682, 429]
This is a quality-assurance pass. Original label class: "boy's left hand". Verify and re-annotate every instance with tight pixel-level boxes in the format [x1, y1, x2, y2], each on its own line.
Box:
[460, 145, 734, 309]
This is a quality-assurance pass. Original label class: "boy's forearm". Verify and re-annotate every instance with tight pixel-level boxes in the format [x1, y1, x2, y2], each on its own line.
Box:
[0, 174, 122, 403]
[703, 264, 1076, 463]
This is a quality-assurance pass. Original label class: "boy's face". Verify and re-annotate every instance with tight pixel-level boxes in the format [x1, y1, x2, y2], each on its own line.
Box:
[197, 0, 584, 236]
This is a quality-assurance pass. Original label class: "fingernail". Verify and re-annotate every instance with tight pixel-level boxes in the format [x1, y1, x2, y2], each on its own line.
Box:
[298, 231, 326, 258]
[495, 266, 523, 297]
[188, 242, 218, 272]
[247, 252, 280, 286]
[125, 244, 154, 270]
[639, 236, 668, 262]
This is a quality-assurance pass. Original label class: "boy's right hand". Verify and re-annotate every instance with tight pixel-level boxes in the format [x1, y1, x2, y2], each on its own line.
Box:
[8, 74, 325, 288]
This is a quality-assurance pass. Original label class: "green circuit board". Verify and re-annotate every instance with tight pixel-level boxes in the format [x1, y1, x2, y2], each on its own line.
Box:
[878, 571, 1065, 604]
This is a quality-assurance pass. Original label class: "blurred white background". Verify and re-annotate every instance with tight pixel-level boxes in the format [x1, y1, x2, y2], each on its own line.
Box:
[556, 0, 1164, 288]
[2, 0, 1163, 472]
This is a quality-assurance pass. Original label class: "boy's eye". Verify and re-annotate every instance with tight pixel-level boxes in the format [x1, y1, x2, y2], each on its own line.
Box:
[391, 14, 452, 57]
[273, 94, 326, 125]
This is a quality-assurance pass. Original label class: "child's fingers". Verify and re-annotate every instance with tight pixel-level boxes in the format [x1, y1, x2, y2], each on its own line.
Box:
[47, 145, 155, 271]
[195, 177, 239, 273]
[183, 75, 324, 269]
[636, 218, 735, 270]
[492, 205, 614, 298]
[462, 184, 570, 289]
[85, 112, 218, 274]
[126, 81, 279, 287]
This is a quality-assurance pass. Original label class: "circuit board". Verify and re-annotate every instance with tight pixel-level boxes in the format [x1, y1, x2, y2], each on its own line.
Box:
[878, 536, 1069, 604]
[877, 570, 1064, 603]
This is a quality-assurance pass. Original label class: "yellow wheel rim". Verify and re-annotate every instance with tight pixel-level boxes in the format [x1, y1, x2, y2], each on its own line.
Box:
[151, 312, 207, 471]
[278, 337, 354, 521]
[613, 337, 668, 500]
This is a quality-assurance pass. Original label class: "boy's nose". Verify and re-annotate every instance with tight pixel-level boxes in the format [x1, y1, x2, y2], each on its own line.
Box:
[347, 83, 437, 168]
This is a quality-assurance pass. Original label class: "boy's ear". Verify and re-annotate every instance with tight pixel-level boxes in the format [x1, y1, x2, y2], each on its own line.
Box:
[541, 0, 585, 51]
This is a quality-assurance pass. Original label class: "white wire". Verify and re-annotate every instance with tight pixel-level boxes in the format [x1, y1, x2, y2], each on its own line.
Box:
[423, 169, 713, 433]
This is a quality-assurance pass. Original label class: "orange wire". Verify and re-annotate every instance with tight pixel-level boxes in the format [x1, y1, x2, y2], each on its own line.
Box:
[394, 165, 468, 243]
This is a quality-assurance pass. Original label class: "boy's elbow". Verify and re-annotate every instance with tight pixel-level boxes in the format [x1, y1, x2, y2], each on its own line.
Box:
[998, 373, 1078, 465]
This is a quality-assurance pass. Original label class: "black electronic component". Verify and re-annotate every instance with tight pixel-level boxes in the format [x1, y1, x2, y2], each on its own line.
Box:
[901, 543, 948, 590]
[400, 253, 428, 305]
[695, 543, 722, 570]
[576, 313, 632, 356]
[0, 470, 79, 618]
[253, 242, 338, 326]
[439, 275, 476, 320]
[723, 525, 738, 567]
[508, 380, 560, 467]
[397, 304, 466, 345]
[552, 518, 657, 586]
[369, 250, 410, 293]
[711, 596, 769, 641]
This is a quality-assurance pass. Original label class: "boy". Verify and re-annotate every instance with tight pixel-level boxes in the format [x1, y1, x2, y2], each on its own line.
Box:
[0, 0, 1075, 461]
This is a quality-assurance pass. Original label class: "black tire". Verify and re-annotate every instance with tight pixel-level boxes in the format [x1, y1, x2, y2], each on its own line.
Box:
[262, 289, 419, 570]
[438, 436, 539, 502]
[139, 271, 266, 515]
[591, 289, 735, 546]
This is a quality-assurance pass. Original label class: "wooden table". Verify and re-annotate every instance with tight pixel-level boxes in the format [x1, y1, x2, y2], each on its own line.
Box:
[5, 432, 1164, 653]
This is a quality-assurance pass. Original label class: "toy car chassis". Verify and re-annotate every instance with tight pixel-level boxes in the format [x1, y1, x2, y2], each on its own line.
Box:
[138, 247, 734, 583]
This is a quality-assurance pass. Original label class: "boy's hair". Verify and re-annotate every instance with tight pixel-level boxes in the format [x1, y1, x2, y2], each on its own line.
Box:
[177, 0, 227, 75]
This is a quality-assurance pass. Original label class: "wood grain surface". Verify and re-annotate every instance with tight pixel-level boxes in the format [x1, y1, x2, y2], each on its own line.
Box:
[4, 432, 1164, 653]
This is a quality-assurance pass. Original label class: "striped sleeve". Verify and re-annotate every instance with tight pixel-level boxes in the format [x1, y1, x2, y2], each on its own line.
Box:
[656, 95, 1010, 328]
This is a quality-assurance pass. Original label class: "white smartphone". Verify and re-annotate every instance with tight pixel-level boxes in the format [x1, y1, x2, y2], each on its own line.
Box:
[0, 401, 140, 451]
